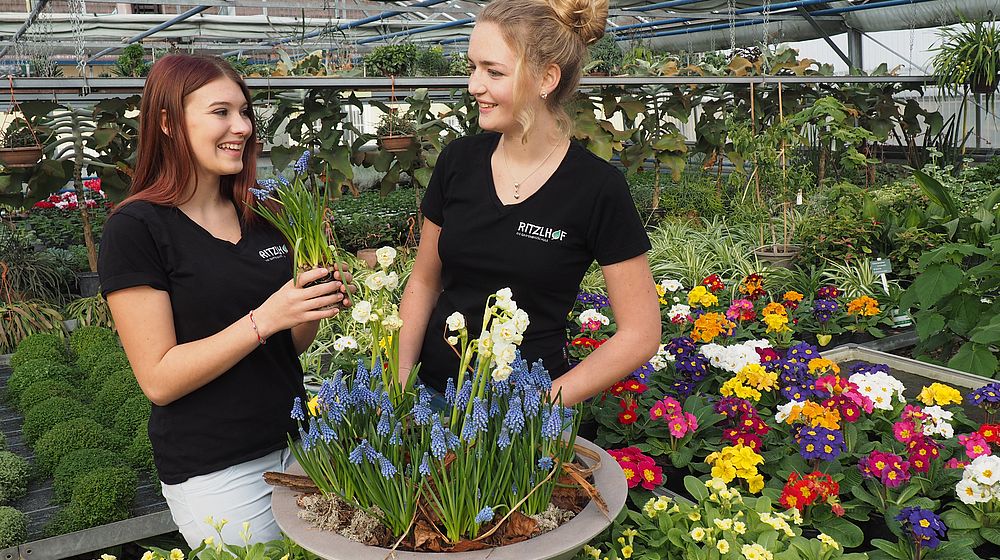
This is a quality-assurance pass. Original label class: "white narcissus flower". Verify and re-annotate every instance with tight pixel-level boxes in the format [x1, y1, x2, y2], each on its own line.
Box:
[375, 246, 397, 268]
[364, 271, 386, 291]
[512, 308, 530, 333]
[384, 271, 400, 291]
[492, 320, 521, 344]
[446, 336, 459, 345]
[351, 300, 373, 323]
[493, 340, 516, 367]
[492, 364, 512, 382]
[477, 334, 493, 355]
[495, 287, 516, 312]
[333, 335, 358, 352]
[660, 278, 684, 292]
[382, 312, 403, 331]
[446, 312, 466, 332]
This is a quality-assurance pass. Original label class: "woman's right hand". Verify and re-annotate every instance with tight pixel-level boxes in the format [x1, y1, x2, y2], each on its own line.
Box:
[252, 267, 345, 339]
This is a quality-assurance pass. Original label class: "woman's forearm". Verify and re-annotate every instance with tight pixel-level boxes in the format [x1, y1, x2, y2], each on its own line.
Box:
[550, 326, 660, 406]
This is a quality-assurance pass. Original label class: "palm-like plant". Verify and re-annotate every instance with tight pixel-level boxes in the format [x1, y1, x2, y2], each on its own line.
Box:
[931, 18, 1000, 102]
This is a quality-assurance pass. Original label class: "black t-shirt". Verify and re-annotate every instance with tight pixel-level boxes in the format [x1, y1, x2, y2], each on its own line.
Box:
[418, 132, 651, 392]
[98, 200, 306, 485]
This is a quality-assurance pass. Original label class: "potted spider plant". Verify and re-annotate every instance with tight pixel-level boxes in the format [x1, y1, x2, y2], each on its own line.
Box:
[931, 18, 1000, 101]
[375, 108, 418, 153]
[0, 125, 43, 169]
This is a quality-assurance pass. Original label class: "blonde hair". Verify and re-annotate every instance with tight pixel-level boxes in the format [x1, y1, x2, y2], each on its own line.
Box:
[479, 0, 608, 142]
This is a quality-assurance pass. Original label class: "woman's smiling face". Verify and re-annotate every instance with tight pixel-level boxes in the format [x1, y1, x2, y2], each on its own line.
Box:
[182, 76, 253, 181]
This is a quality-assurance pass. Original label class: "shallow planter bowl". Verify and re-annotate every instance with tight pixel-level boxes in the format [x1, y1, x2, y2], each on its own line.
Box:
[0, 145, 43, 168]
[378, 134, 417, 153]
[753, 244, 801, 269]
[273, 436, 626, 560]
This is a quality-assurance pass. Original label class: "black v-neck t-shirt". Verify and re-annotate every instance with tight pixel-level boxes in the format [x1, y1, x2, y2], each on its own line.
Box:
[418, 132, 651, 392]
[98, 200, 305, 484]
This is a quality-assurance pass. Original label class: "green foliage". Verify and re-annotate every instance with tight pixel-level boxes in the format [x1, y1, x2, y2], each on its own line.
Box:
[447, 52, 469, 76]
[84, 349, 132, 397]
[6, 359, 76, 402]
[332, 188, 418, 252]
[127, 427, 155, 476]
[12, 334, 69, 370]
[113, 394, 150, 446]
[112, 44, 150, 78]
[630, 171, 724, 222]
[24, 206, 109, 249]
[69, 325, 119, 373]
[364, 43, 418, 77]
[64, 294, 115, 330]
[375, 109, 417, 138]
[586, 34, 624, 75]
[52, 448, 120, 504]
[415, 46, 451, 76]
[794, 211, 882, 268]
[0, 302, 65, 356]
[57, 467, 137, 532]
[0, 452, 29, 505]
[971, 155, 1000, 188]
[94, 369, 143, 412]
[0, 125, 40, 149]
[17, 378, 75, 413]
[0, 225, 72, 303]
[0, 506, 26, 548]
[22, 396, 92, 444]
[889, 227, 947, 281]
[931, 18, 1000, 102]
[33, 417, 116, 476]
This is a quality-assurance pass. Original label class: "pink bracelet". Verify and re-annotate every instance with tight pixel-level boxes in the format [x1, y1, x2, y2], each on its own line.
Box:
[248, 309, 266, 345]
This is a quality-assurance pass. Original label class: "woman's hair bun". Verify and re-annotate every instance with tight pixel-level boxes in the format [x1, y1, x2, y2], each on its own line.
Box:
[547, 0, 608, 44]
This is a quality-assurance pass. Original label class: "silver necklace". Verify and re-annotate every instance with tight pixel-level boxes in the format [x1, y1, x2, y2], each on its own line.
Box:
[500, 135, 563, 200]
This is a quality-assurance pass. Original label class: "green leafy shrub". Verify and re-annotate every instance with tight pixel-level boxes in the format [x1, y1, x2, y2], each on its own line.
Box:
[25, 207, 109, 250]
[9, 333, 68, 370]
[113, 395, 150, 445]
[971, 154, 1000, 188]
[795, 211, 882, 267]
[69, 326, 119, 374]
[33, 417, 115, 476]
[83, 349, 132, 397]
[52, 448, 119, 504]
[0, 506, 26, 548]
[889, 227, 948, 281]
[95, 369, 143, 412]
[586, 33, 624, 74]
[18, 378, 76, 414]
[415, 46, 450, 76]
[22, 397, 92, 444]
[333, 188, 418, 252]
[128, 427, 156, 476]
[628, 171, 723, 223]
[364, 43, 418, 77]
[5, 359, 77, 402]
[0, 452, 29, 505]
[50, 467, 136, 534]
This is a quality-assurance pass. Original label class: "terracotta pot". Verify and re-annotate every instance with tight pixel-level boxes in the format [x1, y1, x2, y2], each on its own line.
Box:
[356, 248, 378, 269]
[272, 436, 627, 560]
[378, 135, 417, 153]
[753, 244, 801, 269]
[0, 145, 43, 168]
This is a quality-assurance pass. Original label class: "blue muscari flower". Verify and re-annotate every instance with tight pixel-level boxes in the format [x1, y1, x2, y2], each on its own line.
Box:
[290, 397, 305, 421]
[446, 428, 461, 449]
[390, 422, 402, 445]
[318, 380, 335, 408]
[294, 150, 311, 174]
[530, 359, 552, 391]
[417, 385, 431, 406]
[511, 481, 518, 494]
[419, 452, 431, 476]
[522, 388, 541, 419]
[277, 174, 290, 187]
[298, 427, 311, 450]
[412, 402, 432, 426]
[365, 383, 383, 409]
[430, 416, 448, 459]
[491, 378, 512, 397]
[355, 359, 371, 384]
[378, 454, 397, 478]
[542, 407, 564, 440]
[320, 421, 337, 443]
[364, 441, 379, 463]
[509, 351, 530, 389]
[461, 417, 476, 442]
[475, 506, 494, 525]
[350, 384, 370, 411]
[489, 395, 500, 418]
[538, 456, 554, 471]
[472, 398, 488, 432]
[377, 410, 391, 436]
[328, 398, 346, 424]
[380, 392, 394, 416]
[497, 426, 511, 450]
[444, 378, 456, 405]
[349, 441, 365, 464]
[504, 394, 525, 434]
[562, 406, 575, 425]
[456, 379, 473, 410]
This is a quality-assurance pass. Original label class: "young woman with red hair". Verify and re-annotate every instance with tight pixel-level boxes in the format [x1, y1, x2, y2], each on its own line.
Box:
[98, 54, 349, 547]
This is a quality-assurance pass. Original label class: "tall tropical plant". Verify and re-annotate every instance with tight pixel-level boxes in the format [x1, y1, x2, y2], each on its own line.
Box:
[931, 18, 1000, 102]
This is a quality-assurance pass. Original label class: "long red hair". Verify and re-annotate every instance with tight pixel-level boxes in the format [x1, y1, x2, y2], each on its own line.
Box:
[123, 54, 260, 224]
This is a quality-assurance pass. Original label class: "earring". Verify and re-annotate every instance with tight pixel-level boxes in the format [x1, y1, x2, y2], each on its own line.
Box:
[540, 91, 548, 100]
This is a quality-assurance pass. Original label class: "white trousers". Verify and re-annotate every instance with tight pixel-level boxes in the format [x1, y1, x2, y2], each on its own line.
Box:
[160, 447, 293, 549]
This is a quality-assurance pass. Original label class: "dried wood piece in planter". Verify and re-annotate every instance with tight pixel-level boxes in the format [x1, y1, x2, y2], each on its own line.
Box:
[263, 470, 319, 493]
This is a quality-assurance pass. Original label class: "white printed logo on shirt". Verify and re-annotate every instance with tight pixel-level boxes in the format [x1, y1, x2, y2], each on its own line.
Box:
[515, 221, 567, 243]
[259, 244, 289, 261]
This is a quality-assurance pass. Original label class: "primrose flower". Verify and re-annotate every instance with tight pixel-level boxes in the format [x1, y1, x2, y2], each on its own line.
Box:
[896, 506, 947, 549]
[970, 383, 1000, 408]
[847, 295, 880, 316]
[579, 309, 610, 331]
[918, 382, 963, 406]
[687, 285, 719, 308]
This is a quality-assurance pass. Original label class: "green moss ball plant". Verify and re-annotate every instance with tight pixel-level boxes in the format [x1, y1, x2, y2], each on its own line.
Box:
[21, 397, 92, 444]
[69, 326, 119, 375]
[33, 417, 115, 476]
[61, 467, 137, 532]
[0, 452, 29, 505]
[10, 333, 67, 370]
[0, 506, 26, 548]
[5, 359, 77, 402]
[17, 378, 76, 414]
[113, 395, 150, 445]
[53, 448, 119, 504]
[95, 370, 143, 413]
[127, 428, 156, 477]
[84, 350, 132, 397]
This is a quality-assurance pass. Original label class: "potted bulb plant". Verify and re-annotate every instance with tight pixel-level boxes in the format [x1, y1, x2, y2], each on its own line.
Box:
[375, 108, 418, 153]
[931, 18, 1000, 101]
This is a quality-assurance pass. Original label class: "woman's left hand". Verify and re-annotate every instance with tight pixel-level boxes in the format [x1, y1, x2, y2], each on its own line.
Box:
[331, 263, 356, 308]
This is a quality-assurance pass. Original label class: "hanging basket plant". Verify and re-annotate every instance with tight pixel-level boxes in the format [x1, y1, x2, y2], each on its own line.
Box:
[376, 108, 418, 153]
[931, 18, 1000, 101]
[0, 77, 44, 169]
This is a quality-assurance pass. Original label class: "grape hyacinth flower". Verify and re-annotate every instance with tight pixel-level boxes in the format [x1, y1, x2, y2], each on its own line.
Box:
[290, 397, 306, 421]
[378, 454, 398, 478]
[293, 149, 311, 174]
[538, 456, 554, 471]
[474, 506, 494, 525]
[419, 452, 431, 476]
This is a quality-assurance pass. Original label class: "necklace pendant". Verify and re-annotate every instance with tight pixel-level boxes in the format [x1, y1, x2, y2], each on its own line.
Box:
[513, 182, 520, 199]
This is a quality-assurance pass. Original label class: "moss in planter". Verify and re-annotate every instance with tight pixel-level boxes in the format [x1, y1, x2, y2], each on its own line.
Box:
[0, 506, 26, 548]
[113, 394, 150, 446]
[52, 448, 119, 504]
[5, 359, 77, 402]
[84, 350, 132, 398]
[95, 369, 143, 413]
[21, 396, 93, 444]
[17, 378, 76, 414]
[46, 467, 136, 535]
[33, 417, 115, 476]
[69, 325, 118, 374]
[10, 332, 68, 370]
[127, 426, 156, 476]
[0, 452, 29, 505]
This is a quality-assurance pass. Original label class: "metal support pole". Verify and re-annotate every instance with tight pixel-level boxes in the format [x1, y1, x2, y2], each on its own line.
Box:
[87, 4, 213, 61]
[796, 6, 853, 70]
[976, 93, 982, 149]
[847, 28, 863, 71]
[0, 0, 52, 59]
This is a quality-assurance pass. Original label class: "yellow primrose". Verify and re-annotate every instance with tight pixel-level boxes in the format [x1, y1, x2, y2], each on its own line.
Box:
[687, 285, 718, 308]
[818, 533, 840, 550]
[716, 539, 730, 554]
[690, 527, 706, 542]
[918, 382, 963, 406]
